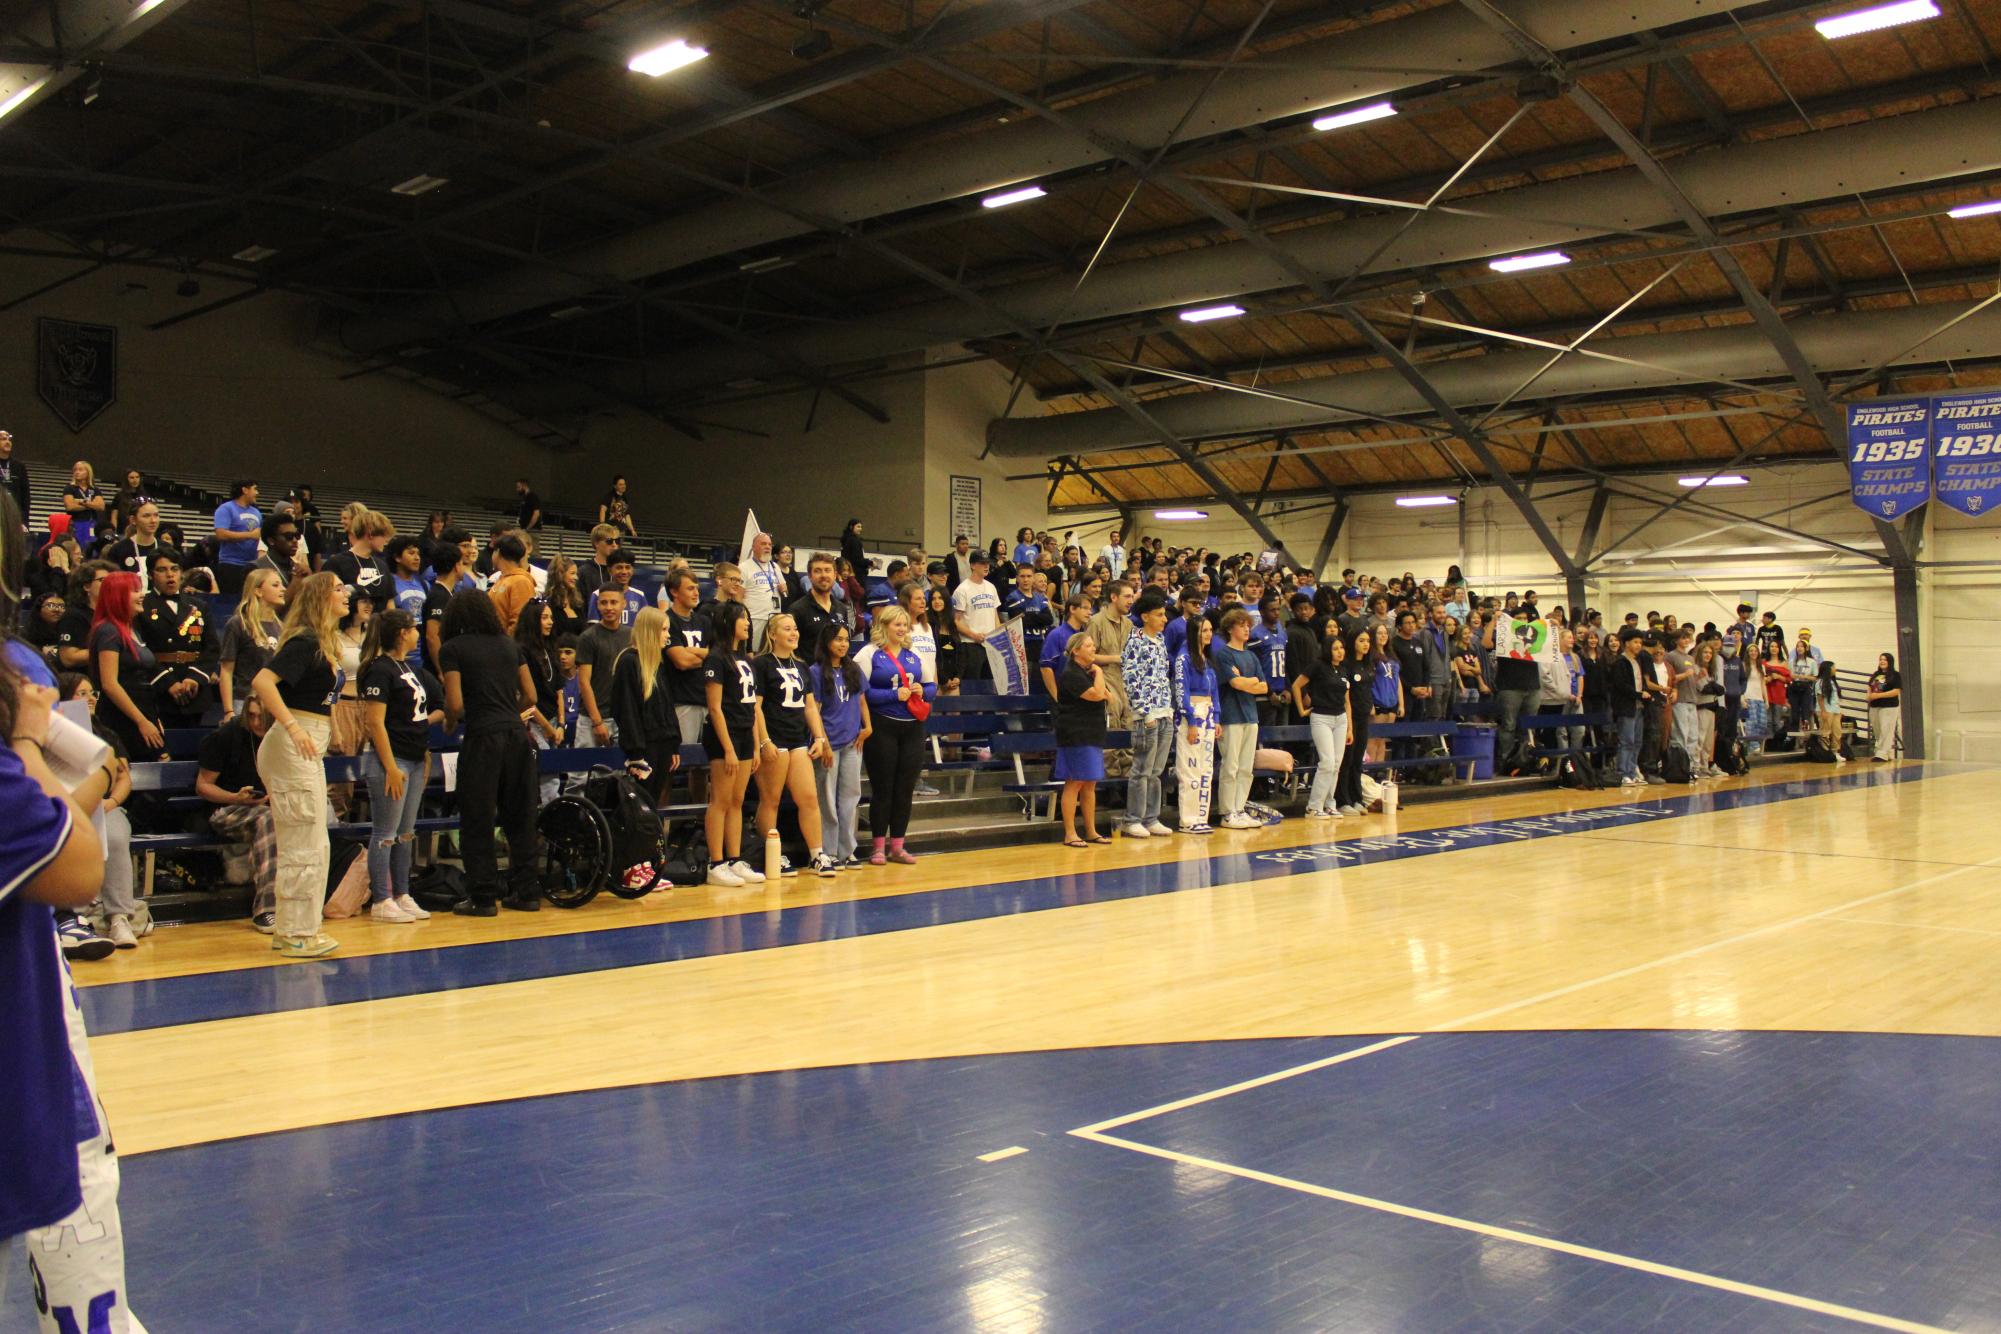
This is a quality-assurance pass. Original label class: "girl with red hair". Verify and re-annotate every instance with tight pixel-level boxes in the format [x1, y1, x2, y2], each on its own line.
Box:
[88, 571, 167, 760]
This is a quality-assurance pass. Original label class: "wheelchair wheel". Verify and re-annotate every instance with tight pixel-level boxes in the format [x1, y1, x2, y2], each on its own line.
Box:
[538, 794, 613, 908]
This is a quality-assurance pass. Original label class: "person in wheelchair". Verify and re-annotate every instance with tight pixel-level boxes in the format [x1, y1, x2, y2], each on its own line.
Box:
[607, 607, 681, 892]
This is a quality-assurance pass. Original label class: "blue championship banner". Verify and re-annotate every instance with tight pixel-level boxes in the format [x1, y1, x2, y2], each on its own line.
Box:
[1930, 390, 2001, 518]
[1846, 399, 1931, 520]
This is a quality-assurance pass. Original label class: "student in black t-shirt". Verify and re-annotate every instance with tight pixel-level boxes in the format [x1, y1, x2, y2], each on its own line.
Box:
[199, 697, 279, 931]
[422, 540, 467, 674]
[514, 600, 566, 802]
[701, 601, 763, 888]
[87, 572, 166, 762]
[1331, 629, 1375, 816]
[54, 560, 109, 675]
[1867, 652, 1903, 761]
[250, 571, 349, 958]
[358, 608, 440, 924]
[752, 613, 834, 878]
[1291, 633, 1350, 819]
[1054, 631, 1110, 848]
[439, 588, 543, 915]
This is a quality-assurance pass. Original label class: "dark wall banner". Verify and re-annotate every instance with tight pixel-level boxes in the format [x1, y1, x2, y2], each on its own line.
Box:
[1846, 399, 1931, 520]
[36, 317, 119, 433]
[1929, 390, 2001, 518]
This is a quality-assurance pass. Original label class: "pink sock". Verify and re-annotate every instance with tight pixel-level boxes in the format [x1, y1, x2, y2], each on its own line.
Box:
[872, 837, 886, 854]
[889, 837, 904, 852]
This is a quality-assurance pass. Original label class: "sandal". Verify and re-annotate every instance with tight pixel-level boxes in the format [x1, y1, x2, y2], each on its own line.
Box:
[1064, 838, 1088, 848]
[1085, 834, 1111, 845]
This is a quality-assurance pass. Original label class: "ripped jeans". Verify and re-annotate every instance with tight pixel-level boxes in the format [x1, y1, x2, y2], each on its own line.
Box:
[363, 752, 427, 903]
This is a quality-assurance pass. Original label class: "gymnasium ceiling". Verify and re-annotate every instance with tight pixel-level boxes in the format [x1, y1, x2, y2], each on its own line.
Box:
[4, 0, 2001, 515]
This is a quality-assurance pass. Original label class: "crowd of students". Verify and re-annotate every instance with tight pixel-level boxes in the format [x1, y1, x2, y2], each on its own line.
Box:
[1, 448, 1901, 962]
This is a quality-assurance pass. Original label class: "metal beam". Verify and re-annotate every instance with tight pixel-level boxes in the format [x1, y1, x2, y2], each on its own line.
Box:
[1344, 309, 1581, 578]
[1311, 498, 1350, 578]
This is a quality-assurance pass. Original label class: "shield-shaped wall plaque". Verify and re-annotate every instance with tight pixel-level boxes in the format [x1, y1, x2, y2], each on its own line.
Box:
[37, 318, 118, 432]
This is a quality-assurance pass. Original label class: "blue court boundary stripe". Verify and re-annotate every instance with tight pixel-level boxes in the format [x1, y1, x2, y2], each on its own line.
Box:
[121, 1027, 2001, 1163]
[83, 765, 1943, 1036]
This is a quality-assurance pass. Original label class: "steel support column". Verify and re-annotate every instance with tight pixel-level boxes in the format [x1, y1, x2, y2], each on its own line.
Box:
[1567, 484, 1610, 613]
[1311, 497, 1350, 578]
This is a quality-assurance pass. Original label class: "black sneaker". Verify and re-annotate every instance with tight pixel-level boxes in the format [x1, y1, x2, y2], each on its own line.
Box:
[502, 894, 542, 912]
[58, 916, 115, 962]
[452, 898, 499, 917]
[251, 910, 276, 935]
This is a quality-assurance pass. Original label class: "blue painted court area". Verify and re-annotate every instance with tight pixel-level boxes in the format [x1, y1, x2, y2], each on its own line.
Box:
[81, 765, 1932, 1035]
[94, 1031, 2001, 1332]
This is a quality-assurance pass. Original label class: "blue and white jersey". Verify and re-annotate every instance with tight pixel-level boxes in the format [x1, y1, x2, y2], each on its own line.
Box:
[0, 643, 86, 1236]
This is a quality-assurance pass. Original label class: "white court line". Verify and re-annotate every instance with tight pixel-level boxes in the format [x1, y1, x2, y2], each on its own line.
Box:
[1071, 1035, 1421, 1137]
[1071, 1129, 1951, 1334]
[1063, 851, 2001, 1331]
[1826, 915, 2001, 940]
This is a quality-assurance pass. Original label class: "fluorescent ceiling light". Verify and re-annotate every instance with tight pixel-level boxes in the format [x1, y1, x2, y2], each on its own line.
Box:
[738, 255, 792, 274]
[1395, 495, 1457, 508]
[549, 305, 588, 320]
[1948, 200, 2001, 220]
[1813, 0, 1940, 40]
[0, 75, 51, 123]
[1679, 474, 1750, 487]
[1489, 250, 1571, 274]
[1177, 303, 1245, 324]
[231, 245, 278, 263]
[1153, 509, 1209, 521]
[1311, 100, 1396, 133]
[389, 174, 448, 197]
[628, 38, 708, 77]
[130, 0, 171, 18]
[980, 184, 1047, 209]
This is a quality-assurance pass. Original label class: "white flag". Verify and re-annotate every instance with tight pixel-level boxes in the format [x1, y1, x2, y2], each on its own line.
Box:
[739, 507, 761, 564]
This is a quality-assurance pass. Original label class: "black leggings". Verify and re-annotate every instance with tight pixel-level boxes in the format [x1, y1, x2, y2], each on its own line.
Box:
[863, 715, 925, 839]
[1335, 711, 1370, 808]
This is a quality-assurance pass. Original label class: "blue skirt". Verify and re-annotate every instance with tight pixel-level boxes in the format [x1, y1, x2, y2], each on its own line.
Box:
[1053, 745, 1105, 782]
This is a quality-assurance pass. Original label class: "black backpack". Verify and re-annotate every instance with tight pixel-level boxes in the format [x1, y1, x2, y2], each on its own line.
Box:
[1661, 743, 1693, 784]
[1804, 734, 1838, 764]
[1718, 740, 1749, 775]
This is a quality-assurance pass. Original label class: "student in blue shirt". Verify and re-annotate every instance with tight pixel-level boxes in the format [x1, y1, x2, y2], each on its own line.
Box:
[1161, 584, 1208, 662]
[1249, 596, 1291, 725]
[1, 503, 140, 1331]
[1001, 566, 1052, 667]
[811, 623, 871, 867]
[212, 478, 263, 598]
[386, 536, 430, 670]
[1211, 608, 1269, 829]
[1011, 526, 1040, 569]
[1039, 593, 1092, 697]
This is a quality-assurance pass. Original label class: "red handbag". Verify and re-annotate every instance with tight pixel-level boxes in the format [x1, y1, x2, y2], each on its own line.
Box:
[895, 655, 932, 722]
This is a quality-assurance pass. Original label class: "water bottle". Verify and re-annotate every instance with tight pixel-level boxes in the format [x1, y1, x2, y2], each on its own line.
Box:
[765, 829, 782, 883]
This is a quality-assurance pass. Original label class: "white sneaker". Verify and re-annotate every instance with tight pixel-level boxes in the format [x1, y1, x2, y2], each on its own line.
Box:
[731, 860, 766, 884]
[1338, 804, 1364, 816]
[810, 852, 839, 878]
[1221, 812, 1261, 830]
[1121, 823, 1151, 839]
[1145, 820, 1173, 837]
[1620, 776, 1641, 788]
[105, 914, 138, 949]
[370, 899, 418, 924]
[394, 894, 431, 920]
[706, 862, 745, 888]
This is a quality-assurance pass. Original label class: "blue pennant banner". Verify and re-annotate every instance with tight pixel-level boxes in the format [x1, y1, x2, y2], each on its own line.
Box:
[1930, 389, 2001, 518]
[1846, 399, 1932, 520]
